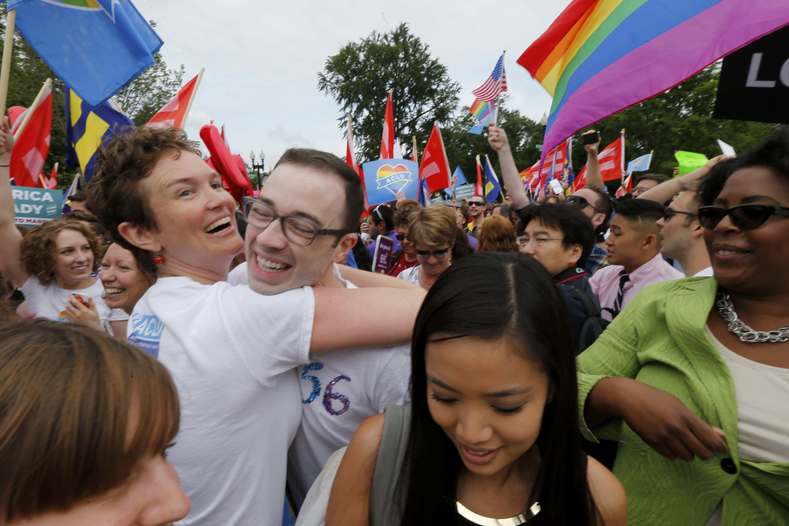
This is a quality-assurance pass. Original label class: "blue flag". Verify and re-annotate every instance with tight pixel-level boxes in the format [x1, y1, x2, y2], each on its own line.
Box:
[483, 155, 502, 203]
[65, 87, 134, 181]
[452, 165, 467, 186]
[626, 152, 653, 174]
[10, 0, 163, 106]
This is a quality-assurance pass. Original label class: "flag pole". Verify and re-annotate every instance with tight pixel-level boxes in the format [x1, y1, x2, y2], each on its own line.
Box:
[182, 67, 205, 130]
[0, 9, 17, 116]
[14, 78, 51, 140]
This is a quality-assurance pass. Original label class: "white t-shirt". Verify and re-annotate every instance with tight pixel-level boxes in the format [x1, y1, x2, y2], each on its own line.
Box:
[20, 276, 127, 328]
[229, 263, 411, 507]
[396, 265, 422, 286]
[287, 284, 410, 507]
[128, 276, 315, 526]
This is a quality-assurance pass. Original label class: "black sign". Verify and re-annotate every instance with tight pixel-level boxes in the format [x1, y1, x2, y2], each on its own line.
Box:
[714, 25, 789, 124]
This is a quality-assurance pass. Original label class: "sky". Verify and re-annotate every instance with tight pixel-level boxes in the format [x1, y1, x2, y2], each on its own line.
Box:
[134, 0, 570, 168]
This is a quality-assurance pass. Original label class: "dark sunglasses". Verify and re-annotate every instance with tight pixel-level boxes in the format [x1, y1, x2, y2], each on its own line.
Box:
[566, 195, 601, 213]
[663, 208, 697, 221]
[697, 204, 789, 230]
[469, 201, 485, 206]
[415, 248, 450, 259]
[395, 233, 406, 241]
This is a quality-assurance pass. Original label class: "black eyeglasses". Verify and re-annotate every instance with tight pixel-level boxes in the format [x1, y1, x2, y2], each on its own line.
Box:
[468, 201, 485, 207]
[697, 204, 789, 231]
[663, 208, 697, 221]
[242, 197, 351, 246]
[566, 195, 602, 213]
[415, 248, 451, 259]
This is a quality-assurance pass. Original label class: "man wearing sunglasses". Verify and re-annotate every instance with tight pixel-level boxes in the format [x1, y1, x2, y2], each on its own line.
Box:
[637, 155, 731, 277]
[465, 195, 487, 234]
[654, 191, 712, 277]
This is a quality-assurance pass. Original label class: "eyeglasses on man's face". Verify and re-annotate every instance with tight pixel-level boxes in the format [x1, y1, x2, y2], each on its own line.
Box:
[566, 195, 602, 213]
[468, 201, 485, 207]
[517, 235, 563, 247]
[663, 208, 697, 221]
[242, 197, 350, 247]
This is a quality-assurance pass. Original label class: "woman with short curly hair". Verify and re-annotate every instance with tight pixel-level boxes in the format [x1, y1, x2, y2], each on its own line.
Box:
[477, 214, 519, 252]
[0, 119, 126, 336]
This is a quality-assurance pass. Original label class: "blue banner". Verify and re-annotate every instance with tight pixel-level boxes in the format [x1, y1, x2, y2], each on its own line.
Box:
[361, 159, 419, 205]
[12, 186, 64, 226]
[10, 0, 163, 106]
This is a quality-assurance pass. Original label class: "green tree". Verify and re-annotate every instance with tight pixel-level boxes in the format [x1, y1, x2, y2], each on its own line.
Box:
[572, 64, 775, 175]
[0, 10, 183, 187]
[318, 23, 460, 162]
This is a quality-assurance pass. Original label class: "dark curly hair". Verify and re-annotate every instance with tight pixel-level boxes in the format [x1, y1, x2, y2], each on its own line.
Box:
[86, 127, 200, 276]
[19, 219, 101, 286]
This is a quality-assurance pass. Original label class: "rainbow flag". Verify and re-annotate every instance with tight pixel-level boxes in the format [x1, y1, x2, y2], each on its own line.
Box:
[468, 98, 496, 134]
[518, 0, 789, 155]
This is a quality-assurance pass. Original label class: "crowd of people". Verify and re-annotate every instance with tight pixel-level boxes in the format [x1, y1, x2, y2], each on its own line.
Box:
[0, 114, 787, 525]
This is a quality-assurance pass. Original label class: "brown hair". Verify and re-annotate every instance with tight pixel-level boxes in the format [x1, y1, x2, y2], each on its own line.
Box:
[407, 206, 457, 248]
[274, 148, 365, 232]
[87, 127, 200, 275]
[394, 200, 420, 228]
[477, 215, 518, 252]
[0, 320, 180, 522]
[19, 219, 102, 286]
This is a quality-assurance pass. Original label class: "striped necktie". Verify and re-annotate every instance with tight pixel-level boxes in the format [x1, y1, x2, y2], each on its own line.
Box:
[612, 271, 631, 315]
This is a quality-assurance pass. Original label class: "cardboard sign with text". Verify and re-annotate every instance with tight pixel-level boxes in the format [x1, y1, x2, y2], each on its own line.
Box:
[372, 235, 395, 274]
[12, 186, 63, 226]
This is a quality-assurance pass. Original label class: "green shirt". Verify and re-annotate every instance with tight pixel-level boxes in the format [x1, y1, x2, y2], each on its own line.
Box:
[577, 277, 789, 525]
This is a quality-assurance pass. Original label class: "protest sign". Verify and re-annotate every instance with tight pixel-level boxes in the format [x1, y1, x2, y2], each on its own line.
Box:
[362, 159, 419, 205]
[372, 235, 394, 274]
[714, 26, 789, 124]
[453, 183, 475, 200]
[674, 151, 708, 176]
[12, 186, 63, 225]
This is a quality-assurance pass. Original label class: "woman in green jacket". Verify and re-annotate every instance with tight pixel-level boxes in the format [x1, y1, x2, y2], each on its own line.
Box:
[578, 128, 789, 525]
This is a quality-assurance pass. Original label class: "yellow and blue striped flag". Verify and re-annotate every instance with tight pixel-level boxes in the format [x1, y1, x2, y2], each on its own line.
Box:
[65, 87, 134, 181]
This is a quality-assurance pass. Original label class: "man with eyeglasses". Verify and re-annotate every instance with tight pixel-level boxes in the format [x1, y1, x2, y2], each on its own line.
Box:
[637, 155, 731, 277]
[487, 125, 612, 274]
[228, 148, 414, 512]
[516, 203, 605, 352]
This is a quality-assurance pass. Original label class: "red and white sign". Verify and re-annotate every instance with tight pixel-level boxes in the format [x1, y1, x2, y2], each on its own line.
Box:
[11, 81, 53, 188]
[147, 70, 203, 129]
[420, 124, 451, 193]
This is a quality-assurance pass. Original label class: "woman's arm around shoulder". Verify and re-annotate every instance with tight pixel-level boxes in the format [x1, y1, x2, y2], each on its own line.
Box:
[587, 456, 627, 526]
[326, 413, 385, 526]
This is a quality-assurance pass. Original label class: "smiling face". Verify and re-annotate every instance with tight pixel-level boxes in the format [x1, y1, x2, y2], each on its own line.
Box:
[99, 243, 153, 313]
[132, 151, 242, 278]
[54, 229, 95, 288]
[703, 166, 789, 294]
[426, 335, 549, 478]
[244, 162, 349, 295]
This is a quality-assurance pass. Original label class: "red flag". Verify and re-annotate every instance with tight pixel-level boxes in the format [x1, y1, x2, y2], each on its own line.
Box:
[146, 69, 203, 129]
[474, 155, 484, 196]
[420, 124, 451, 193]
[345, 116, 368, 208]
[379, 91, 394, 159]
[10, 81, 53, 188]
[572, 134, 624, 191]
[200, 124, 253, 202]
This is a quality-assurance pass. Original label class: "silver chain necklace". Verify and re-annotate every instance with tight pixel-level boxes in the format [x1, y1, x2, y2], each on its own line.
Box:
[715, 292, 789, 344]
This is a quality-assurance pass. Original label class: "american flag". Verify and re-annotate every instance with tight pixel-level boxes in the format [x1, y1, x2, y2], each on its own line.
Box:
[472, 54, 508, 102]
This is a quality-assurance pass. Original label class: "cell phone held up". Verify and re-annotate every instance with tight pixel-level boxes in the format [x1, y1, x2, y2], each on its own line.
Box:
[581, 130, 600, 145]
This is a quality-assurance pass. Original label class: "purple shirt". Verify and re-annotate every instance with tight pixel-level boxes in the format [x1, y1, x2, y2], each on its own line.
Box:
[590, 253, 683, 321]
